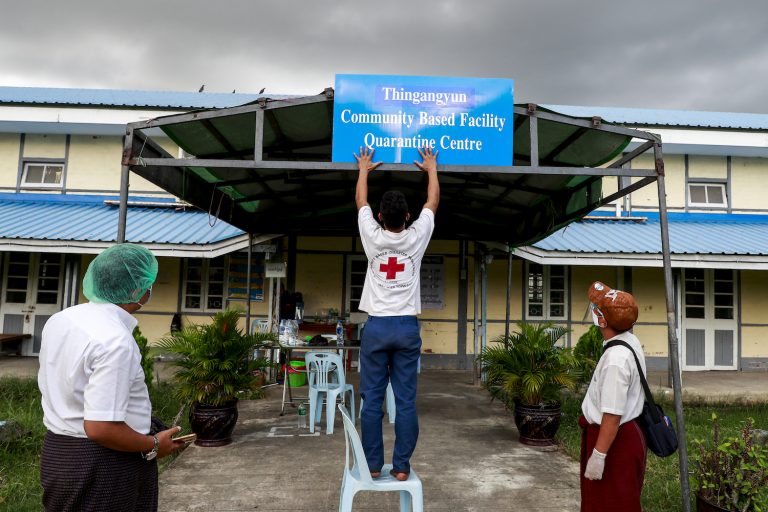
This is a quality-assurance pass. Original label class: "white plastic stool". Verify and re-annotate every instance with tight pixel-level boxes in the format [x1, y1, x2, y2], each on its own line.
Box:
[337, 404, 423, 512]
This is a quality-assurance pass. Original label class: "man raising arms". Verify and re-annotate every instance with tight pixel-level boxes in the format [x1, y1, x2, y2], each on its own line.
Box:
[354, 145, 439, 481]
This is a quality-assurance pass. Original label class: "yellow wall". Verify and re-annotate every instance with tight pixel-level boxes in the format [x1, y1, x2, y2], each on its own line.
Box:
[688, 155, 727, 179]
[632, 268, 668, 324]
[295, 252, 344, 317]
[66, 136, 122, 190]
[633, 324, 669, 357]
[740, 270, 768, 324]
[0, 134, 20, 188]
[66, 135, 167, 193]
[739, 271, 768, 358]
[732, 157, 767, 211]
[23, 134, 66, 158]
[629, 154, 686, 209]
[741, 327, 768, 358]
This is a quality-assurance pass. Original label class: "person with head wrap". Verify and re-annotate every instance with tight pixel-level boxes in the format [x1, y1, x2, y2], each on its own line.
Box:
[38, 244, 185, 512]
[579, 281, 647, 512]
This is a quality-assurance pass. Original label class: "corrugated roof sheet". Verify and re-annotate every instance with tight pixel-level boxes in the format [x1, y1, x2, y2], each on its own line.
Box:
[3, 86, 767, 130]
[532, 212, 768, 255]
[0, 86, 289, 110]
[0, 193, 243, 244]
[542, 104, 768, 130]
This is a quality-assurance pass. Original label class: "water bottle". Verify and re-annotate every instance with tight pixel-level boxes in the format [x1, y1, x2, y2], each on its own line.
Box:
[336, 320, 344, 346]
[297, 403, 307, 428]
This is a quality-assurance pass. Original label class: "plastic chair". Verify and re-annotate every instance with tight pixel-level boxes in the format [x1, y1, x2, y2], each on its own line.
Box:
[359, 357, 420, 424]
[251, 319, 270, 334]
[337, 404, 423, 512]
[306, 352, 355, 435]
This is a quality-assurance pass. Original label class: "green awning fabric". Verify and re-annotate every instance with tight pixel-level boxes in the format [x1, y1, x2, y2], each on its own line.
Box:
[129, 97, 641, 245]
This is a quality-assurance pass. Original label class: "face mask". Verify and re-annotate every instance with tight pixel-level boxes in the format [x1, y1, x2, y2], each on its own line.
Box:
[135, 287, 152, 310]
[590, 303, 603, 327]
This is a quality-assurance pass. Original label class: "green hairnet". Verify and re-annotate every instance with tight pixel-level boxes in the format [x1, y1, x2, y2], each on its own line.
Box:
[83, 244, 158, 304]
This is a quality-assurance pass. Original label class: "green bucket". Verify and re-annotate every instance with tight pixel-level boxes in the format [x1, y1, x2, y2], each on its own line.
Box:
[288, 360, 307, 387]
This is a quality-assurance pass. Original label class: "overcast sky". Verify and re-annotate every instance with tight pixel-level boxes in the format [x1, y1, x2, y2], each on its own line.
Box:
[2, 0, 767, 113]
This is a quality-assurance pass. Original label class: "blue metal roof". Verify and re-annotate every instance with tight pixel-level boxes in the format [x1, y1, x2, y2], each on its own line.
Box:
[0, 193, 244, 244]
[542, 104, 768, 131]
[532, 212, 768, 255]
[3, 87, 767, 130]
[0, 86, 286, 110]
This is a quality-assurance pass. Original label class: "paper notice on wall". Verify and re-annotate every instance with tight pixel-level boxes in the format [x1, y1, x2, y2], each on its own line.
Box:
[420, 256, 444, 309]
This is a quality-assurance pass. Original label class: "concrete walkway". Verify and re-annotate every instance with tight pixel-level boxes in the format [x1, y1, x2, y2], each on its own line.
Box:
[3, 357, 767, 511]
[158, 371, 580, 512]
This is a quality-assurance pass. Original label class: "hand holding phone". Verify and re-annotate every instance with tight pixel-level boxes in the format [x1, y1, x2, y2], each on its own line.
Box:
[172, 433, 197, 444]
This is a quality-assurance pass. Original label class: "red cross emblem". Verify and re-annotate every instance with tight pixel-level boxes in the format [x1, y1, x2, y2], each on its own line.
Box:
[380, 256, 405, 280]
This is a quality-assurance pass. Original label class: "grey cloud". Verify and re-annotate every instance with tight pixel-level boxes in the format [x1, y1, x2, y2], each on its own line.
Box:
[1, 0, 767, 113]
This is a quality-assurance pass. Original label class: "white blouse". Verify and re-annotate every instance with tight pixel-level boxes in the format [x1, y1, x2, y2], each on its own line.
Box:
[38, 302, 151, 437]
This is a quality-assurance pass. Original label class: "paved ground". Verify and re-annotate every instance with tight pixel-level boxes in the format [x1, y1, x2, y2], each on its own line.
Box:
[5, 356, 767, 401]
[3, 357, 767, 511]
[157, 371, 581, 512]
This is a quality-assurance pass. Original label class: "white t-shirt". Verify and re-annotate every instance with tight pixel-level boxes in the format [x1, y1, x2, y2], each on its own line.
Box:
[38, 302, 152, 437]
[581, 330, 646, 425]
[358, 205, 435, 316]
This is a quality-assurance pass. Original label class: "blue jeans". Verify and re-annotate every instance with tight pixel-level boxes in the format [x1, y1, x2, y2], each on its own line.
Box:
[359, 315, 421, 474]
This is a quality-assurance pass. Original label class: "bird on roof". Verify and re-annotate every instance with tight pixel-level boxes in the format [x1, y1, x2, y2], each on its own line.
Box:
[259, 87, 266, 94]
[198, 84, 205, 92]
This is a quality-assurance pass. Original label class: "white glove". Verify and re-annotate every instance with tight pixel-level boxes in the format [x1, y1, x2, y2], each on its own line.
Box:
[584, 448, 607, 480]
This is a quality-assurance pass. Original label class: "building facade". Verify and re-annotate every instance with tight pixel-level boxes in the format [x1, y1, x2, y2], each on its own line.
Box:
[1, 88, 766, 371]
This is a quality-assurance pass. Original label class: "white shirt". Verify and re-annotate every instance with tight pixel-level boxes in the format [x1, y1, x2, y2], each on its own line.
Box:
[581, 330, 646, 425]
[358, 205, 435, 316]
[38, 302, 152, 437]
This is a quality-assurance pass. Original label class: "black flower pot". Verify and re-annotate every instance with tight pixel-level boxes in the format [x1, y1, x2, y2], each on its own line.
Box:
[696, 493, 733, 512]
[189, 399, 239, 447]
[513, 401, 561, 446]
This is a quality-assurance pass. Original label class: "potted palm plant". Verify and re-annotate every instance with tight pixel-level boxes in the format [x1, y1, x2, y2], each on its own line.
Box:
[157, 309, 276, 446]
[477, 322, 579, 446]
[691, 414, 768, 512]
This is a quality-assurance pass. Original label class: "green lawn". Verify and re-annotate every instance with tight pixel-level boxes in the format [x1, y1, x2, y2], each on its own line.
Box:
[557, 391, 768, 512]
[0, 377, 188, 512]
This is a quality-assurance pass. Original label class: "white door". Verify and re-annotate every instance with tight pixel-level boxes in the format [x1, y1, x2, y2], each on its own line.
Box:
[682, 269, 737, 371]
[1, 252, 64, 355]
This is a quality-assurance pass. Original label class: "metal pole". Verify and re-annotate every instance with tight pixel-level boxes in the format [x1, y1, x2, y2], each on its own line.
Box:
[655, 143, 691, 512]
[117, 128, 133, 243]
[505, 249, 512, 339]
[481, 252, 489, 382]
[473, 245, 480, 385]
[246, 233, 253, 334]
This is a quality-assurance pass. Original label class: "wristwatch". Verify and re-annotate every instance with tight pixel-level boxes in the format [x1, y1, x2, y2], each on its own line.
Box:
[142, 435, 159, 461]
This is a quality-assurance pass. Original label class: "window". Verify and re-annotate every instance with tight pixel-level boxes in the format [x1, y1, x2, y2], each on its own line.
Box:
[346, 256, 367, 313]
[183, 256, 227, 311]
[21, 162, 64, 188]
[688, 183, 726, 207]
[526, 263, 567, 319]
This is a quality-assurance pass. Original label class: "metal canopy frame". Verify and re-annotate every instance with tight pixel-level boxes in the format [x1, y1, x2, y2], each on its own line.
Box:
[117, 90, 691, 511]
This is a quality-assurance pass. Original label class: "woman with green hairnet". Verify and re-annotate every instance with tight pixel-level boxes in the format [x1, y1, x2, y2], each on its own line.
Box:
[37, 243, 186, 512]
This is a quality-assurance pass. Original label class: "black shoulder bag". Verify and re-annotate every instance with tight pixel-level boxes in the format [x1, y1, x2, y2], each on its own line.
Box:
[604, 339, 679, 458]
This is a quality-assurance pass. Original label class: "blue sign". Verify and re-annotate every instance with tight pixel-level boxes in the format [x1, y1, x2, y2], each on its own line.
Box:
[332, 74, 513, 166]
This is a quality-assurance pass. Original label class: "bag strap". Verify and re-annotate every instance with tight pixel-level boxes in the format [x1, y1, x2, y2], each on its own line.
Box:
[603, 339, 662, 422]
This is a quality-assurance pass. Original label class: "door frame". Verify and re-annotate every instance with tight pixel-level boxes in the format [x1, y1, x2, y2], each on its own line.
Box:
[1, 251, 66, 356]
[681, 268, 738, 371]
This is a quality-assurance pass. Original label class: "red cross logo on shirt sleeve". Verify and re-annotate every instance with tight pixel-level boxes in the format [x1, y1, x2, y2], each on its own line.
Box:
[380, 256, 405, 280]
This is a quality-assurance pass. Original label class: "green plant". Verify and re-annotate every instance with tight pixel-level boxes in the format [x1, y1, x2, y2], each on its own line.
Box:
[573, 325, 603, 386]
[477, 322, 579, 407]
[133, 326, 154, 388]
[156, 310, 276, 407]
[691, 413, 768, 512]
